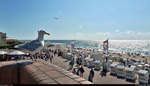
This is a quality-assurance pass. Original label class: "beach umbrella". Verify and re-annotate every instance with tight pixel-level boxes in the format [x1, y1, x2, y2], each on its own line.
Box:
[0, 51, 7, 55]
[8, 50, 26, 56]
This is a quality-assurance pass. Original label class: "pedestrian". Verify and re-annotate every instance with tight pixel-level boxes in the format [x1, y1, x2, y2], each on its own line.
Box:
[45, 53, 48, 61]
[148, 71, 150, 84]
[29, 53, 33, 60]
[100, 70, 104, 77]
[72, 68, 77, 74]
[75, 57, 79, 67]
[54, 50, 57, 56]
[88, 68, 94, 82]
[67, 57, 75, 71]
[76, 68, 80, 76]
[49, 52, 53, 63]
[101, 62, 107, 76]
[79, 66, 84, 77]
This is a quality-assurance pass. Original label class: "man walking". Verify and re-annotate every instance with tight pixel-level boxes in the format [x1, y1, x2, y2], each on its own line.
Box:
[68, 57, 75, 71]
[79, 66, 84, 77]
[88, 68, 94, 82]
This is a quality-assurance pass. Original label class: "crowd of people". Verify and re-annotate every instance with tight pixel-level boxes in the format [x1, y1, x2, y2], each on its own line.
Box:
[28, 47, 64, 64]
[65, 51, 95, 82]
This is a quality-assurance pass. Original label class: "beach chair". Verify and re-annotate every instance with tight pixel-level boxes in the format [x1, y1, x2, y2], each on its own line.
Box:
[107, 60, 113, 72]
[125, 66, 137, 82]
[66, 53, 72, 60]
[88, 58, 94, 68]
[136, 65, 143, 71]
[138, 70, 149, 84]
[116, 65, 126, 78]
[94, 60, 101, 71]
[110, 64, 117, 76]
[84, 57, 89, 67]
[144, 64, 149, 70]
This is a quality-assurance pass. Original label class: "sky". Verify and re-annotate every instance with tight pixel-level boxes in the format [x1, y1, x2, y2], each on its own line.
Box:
[0, 0, 150, 40]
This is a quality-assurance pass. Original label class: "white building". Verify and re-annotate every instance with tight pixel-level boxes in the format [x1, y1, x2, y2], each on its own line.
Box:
[0, 32, 6, 44]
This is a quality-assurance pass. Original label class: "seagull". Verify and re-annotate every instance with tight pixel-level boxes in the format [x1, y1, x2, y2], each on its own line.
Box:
[53, 17, 63, 20]
[54, 17, 60, 20]
[15, 30, 50, 51]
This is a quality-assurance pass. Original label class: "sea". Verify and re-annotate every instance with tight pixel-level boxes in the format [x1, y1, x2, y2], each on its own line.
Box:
[20, 40, 150, 56]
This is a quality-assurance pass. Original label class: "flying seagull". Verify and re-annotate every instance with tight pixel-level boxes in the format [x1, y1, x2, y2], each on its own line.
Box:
[53, 17, 64, 20]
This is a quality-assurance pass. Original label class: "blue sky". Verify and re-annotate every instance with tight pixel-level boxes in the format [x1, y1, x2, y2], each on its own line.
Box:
[0, 0, 150, 40]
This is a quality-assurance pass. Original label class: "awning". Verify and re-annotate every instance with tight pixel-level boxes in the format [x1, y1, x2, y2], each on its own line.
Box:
[8, 50, 26, 56]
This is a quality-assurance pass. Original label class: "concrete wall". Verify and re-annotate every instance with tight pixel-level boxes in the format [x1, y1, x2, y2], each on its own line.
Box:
[0, 60, 93, 84]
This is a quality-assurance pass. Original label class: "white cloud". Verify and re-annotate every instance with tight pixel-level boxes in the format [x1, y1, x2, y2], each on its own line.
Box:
[79, 25, 83, 29]
[59, 30, 150, 40]
[126, 30, 134, 34]
[49, 29, 150, 40]
[115, 29, 120, 33]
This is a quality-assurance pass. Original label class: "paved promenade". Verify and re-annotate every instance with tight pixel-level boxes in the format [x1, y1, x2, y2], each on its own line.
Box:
[36, 55, 138, 84]
[0, 60, 93, 84]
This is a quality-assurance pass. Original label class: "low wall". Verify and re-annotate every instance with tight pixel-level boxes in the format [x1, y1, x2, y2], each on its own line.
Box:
[0, 60, 33, 84]
[0, 60, 93, 84]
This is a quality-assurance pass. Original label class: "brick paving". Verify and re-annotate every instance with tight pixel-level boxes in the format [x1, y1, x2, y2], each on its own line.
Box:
[0, 60, 93, 84]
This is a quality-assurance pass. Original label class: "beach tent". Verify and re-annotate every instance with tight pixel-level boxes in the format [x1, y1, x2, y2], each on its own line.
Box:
[7, 50, 26, 56]
[138, 70, 149, 84]
[0, 51, 7, 55]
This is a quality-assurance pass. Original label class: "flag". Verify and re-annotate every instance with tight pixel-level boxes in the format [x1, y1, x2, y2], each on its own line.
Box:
[103, 40, 109, 54]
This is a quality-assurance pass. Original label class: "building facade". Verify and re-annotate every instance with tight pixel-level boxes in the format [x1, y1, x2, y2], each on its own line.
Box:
[0, 32, 6, 44]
